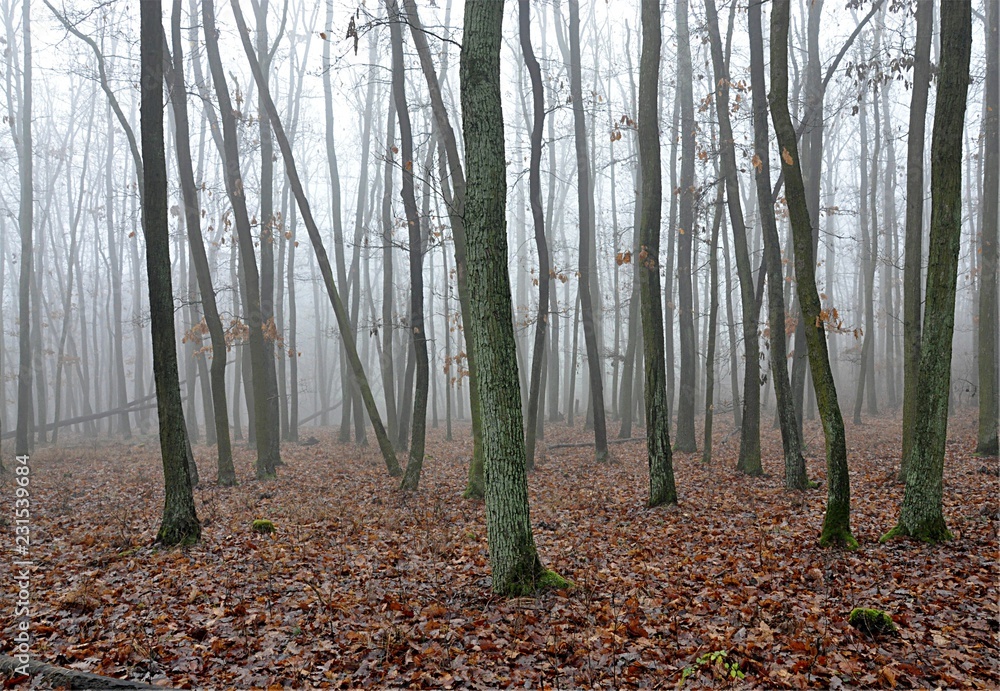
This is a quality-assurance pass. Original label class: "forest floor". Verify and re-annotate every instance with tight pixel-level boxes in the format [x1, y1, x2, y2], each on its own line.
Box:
[0, 412, 997, 689]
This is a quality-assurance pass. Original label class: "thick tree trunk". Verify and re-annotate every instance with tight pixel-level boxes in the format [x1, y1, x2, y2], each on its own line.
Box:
[141, 0, 200, 546]
[884, 0, 971, 544]
[461, 0, 564, 596]
[15, 0, 33, 456]
[637, 0, 676, 506]
[770, 0, 855, 548]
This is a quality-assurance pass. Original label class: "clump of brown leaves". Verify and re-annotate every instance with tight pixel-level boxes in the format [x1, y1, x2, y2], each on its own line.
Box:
[1, 413, 996, 688]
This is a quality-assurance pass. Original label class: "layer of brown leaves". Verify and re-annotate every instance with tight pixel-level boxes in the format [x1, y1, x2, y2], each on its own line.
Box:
[1, 413, 997, 689]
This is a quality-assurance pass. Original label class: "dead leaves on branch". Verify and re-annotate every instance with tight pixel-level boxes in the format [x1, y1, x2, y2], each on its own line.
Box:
[1, 416, 996, 688]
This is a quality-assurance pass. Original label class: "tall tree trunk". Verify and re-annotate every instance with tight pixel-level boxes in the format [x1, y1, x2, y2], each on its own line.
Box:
[202, 0, 280, 479]
[381, 97, 399, 445]
[674, 0, 697, 452]
[976, 0, 999, 457]
[460, 0, 565, 595]
[401, 0, 486, 497]
[14, 0, 32, 457]
[519, 0, 549, 472]
[884, 0, 971, 543]
[567, 0, 608, 462]
[702, 186, 723, 464]
[771, 0, 856, 548]
[230, 0, 402, 477]
[705, 0, 761, 474]
[749, 0, 808, 489]
[638, 0, 677, 506]
[165, 0, 235, 485]
[388, 0, 430, 492]
[141, 0, 200, 546]
[901, 0, 933, 478]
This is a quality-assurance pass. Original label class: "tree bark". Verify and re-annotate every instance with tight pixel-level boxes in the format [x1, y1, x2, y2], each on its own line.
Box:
[461, 0, 564, 595]
[770, 0, 855, 548]
[748, 0, 808, 490]
[901, 0, 933, 477]
[674, 0, 697, 453]
[883, 0, 971, 544]
[15, 0, 33, 456]
[141, 0, 200, 546]
[977, 0, 999, 457]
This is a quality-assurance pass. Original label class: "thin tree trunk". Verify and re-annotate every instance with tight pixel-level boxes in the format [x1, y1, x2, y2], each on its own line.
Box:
[771, 0, 855, 547]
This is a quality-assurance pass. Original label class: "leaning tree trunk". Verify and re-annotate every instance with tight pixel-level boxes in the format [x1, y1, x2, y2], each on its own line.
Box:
[749, 0, 808, 489]
[387, 0, 430, 492]
[460, 0, 567, 596]
[770, 0, 856, 549]
[140, 0, 200, 546]
[165, 0, 235, 486]
[883, 0, 971, 544]
[568, 0, 608, 462]
[976, 0, 999, 457]
[229, 0, 402, 477]
[901, 0, 933, 478]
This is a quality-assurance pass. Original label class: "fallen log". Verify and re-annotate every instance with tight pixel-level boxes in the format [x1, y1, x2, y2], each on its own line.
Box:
[0, 654, 164, 689]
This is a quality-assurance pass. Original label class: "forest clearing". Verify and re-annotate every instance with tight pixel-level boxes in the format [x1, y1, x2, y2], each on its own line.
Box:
[1, 415, 996, 689]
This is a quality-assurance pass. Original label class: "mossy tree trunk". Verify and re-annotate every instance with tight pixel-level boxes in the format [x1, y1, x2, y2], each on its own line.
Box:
[460, 0, 562, 595]
[229, 0, 402, 478]
[638, 0, 677, 507]
[884, 0, 972, 544]
[770, 0, 855, 548]
[977, 0, 999, 458]
[141, 0, 200, 546]
[748, 0, 808, 490]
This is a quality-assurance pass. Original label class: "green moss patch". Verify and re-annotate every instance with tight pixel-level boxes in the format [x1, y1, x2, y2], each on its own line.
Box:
[849, 608, 898, 637]
[251, 519, 276, 534]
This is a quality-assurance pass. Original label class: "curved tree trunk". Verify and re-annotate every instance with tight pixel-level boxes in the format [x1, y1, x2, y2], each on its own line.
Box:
[770, 0, 855, 548]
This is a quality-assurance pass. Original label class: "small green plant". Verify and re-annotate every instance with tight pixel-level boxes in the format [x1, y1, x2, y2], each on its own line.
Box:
[848, 607, 897, 636]
[679, 649, 745, 686]
[251, 519, 276, 534]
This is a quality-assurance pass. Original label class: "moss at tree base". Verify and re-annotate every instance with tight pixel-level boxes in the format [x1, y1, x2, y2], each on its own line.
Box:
[819, 525, 859, 550]
[156, 522, 200, 547]
[880, 521, 953, 544]
[503, 569, 573, 596]
[848, 607, 898, 636]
